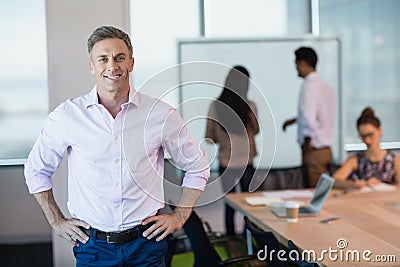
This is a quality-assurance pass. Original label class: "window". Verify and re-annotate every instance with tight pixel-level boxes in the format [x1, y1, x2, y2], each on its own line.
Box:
[204, 0, 288, 37]
[130, 0, 199, 107]
[0, 0, 48, 163]
[320, 0, 400, 152]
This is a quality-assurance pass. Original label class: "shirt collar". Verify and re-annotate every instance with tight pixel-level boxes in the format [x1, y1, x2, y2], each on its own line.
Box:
[128, 87, 139, 107]
[305, 71, 318, 80]
[85, 85, 139, 108]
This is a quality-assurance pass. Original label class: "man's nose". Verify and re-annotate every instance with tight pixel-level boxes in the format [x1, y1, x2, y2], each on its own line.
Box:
[107, 60, 120, 70]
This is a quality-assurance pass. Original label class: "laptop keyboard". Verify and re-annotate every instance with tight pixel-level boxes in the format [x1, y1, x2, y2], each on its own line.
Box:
[299, 207, 312, 213]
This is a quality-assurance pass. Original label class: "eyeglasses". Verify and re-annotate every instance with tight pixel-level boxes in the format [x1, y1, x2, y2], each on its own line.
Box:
[359, 132, 375, 140]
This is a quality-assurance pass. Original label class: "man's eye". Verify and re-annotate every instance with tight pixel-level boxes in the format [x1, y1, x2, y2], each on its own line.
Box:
[99, 58, 108, 63]
[116, 56, 125, 62]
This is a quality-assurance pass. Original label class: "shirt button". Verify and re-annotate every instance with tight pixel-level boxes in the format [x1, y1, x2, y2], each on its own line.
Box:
[115, 158, 120, 163]
[114, 136, 119, 140]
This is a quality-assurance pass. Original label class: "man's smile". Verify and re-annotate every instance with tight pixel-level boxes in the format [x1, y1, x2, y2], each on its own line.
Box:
[104, 74, 122, 81]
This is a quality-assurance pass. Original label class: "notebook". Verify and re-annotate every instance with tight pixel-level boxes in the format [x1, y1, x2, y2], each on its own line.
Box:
[245, 196, 284, 206]
[271, 173, 335, 217]
[359, 182, 397, 192]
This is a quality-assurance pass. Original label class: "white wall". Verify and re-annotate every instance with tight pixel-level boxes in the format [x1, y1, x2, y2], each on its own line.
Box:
[46, 0, 130, 266]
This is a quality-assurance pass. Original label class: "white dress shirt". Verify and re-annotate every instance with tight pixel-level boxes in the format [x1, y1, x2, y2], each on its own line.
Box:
[297, 72, 335, 148]
[25, 86, 210, 232]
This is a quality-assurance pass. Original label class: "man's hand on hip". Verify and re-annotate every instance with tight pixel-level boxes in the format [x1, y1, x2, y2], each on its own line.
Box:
[52, 218, 91, 246]
[141, 211, 187, 242]
[302, 137, 313, 151]
[141, 187, 201, 242]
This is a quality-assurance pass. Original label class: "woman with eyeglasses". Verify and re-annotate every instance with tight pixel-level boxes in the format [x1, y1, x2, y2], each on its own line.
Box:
[333, 107, 400, 188]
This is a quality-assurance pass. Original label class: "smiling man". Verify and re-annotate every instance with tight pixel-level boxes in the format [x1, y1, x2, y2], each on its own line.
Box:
[24, 26, 210, 267]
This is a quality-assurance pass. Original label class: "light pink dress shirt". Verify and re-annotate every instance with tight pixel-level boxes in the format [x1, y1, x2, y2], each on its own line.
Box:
[297, 72, 335, 148]
[25, 86, 210, 232]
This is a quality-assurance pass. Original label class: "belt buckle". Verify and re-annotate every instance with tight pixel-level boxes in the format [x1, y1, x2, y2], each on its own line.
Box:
[106, 233, 118, 244]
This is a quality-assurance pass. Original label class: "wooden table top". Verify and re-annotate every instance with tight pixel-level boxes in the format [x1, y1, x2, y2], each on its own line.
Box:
[225, 189, 400, 266]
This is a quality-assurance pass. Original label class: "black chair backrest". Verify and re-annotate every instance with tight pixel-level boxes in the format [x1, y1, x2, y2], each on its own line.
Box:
[183, 211, 221, 267]
[327, 163, 341, 176]
[288, 240, 319, 267]
[244, 216, 288, 267]
[254, 165, 309, 190]
[166, 205, 221, 267]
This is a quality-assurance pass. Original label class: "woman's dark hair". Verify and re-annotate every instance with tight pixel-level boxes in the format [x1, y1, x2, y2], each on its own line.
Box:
[357, 107, 381, 129]
[215, 66, 251, 134]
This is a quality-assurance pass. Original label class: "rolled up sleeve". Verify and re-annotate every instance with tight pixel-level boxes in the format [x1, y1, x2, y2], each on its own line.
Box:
[24, 103, 69, 194]
[162, 109, 210, 191]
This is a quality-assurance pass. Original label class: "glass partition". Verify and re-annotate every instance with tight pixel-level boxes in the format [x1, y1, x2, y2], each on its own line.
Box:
[0, 0, 48, 164]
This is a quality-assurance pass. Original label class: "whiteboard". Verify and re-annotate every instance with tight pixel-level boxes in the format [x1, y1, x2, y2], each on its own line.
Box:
[178, 37, 342, 169]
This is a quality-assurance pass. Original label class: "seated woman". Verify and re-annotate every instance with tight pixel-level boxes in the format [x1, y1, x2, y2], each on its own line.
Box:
[333, 107, 400, 188]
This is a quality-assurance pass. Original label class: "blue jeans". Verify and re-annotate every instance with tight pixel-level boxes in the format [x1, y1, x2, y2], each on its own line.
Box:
[73, 228, 167, 267]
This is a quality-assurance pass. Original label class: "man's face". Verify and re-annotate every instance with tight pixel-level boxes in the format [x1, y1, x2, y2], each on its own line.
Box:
[295, 59, 304, 78]
[89, 38, 134, 94]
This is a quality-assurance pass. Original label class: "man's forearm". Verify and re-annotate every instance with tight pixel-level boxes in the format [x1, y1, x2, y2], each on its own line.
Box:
[34, 189, 90, 246]
[33, 189, 65, 227]
[173, 187, 202, 224]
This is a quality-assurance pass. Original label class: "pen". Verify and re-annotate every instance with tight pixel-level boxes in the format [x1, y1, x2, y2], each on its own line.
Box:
[319, 217, 342, 224]
[351, 173, 360, 180]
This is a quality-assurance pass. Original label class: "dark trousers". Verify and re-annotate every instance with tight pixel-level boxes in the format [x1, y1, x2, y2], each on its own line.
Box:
[73, 228, 167, 267]
[219, 165, 255, 236]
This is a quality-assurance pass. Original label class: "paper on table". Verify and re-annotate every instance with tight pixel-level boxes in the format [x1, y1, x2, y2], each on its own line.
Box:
[262, 189, 314, 199]
[359, 183, 397, 193]
[245, 196, 284, 206]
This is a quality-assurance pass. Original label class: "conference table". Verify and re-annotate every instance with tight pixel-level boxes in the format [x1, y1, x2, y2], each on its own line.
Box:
[225, 188, 400, 266]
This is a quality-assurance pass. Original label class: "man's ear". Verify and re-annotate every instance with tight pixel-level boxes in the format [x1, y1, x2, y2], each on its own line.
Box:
[129, 57, 135, 72]
[89, 60, 95, 75]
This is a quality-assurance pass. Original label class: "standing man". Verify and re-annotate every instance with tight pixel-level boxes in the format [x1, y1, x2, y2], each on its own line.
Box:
[282, 47, 335, 187]
[24, 25, 210, 267]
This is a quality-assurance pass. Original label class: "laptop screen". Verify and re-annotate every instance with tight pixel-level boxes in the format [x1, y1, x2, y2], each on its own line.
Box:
[309, 173, 335, 212]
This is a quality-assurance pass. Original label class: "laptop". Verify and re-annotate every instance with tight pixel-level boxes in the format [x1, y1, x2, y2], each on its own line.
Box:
[271, 173, 335, 217]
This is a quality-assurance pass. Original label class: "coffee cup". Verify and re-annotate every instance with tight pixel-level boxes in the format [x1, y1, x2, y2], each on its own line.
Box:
[284, 201, 300, 222]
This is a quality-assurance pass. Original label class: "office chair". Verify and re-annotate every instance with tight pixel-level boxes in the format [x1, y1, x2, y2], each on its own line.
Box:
[287, 240, 319, 267]
[167, 211, 258, 267]
[244, 216, 288, 267]
[244, 216, 319, 267]
[254, 165, 309, 191]
[327, 163, 341, 176]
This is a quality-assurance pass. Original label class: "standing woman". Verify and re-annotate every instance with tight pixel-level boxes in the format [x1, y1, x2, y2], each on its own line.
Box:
[206, 66, 259, 235]
[333, 107, 400, 188]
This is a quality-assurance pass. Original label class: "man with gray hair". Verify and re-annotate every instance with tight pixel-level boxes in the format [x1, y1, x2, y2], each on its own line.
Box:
[25, 25, 210, 266]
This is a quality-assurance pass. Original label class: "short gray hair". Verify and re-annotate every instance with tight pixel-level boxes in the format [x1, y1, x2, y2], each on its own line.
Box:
[87, 25, 133, 58]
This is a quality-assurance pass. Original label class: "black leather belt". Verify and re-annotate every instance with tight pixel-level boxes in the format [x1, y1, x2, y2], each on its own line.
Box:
[313, 146, 330, 150]
[302, 145, 330, 151]
[80, 222, 154, 244]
